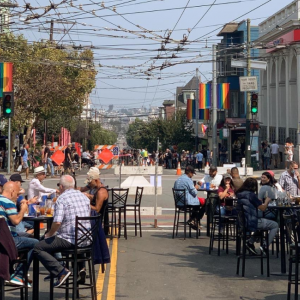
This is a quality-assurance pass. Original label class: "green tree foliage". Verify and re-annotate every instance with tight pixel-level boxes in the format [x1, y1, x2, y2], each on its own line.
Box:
[126, 111, 195, 152]
[0, 33, 96, 139]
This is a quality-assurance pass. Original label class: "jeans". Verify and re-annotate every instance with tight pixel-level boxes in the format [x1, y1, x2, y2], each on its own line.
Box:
[249, 218, 278, 247]
[13, 236, 39, 277]
[168, 159, 172, 169]
[44, 158, 54, 176]
[263, 157, 270, 169]
[33, 236, 74, 277]
[16, 221, 34, 233]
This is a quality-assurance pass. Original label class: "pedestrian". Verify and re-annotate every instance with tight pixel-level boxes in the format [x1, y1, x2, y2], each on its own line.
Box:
[201, 147, 208, 166]
[20, 144, 29, 180]
[270, 140, 279, 169]
[285, 137, 294, 169]
[219, 144, 228, 166]
[195, 150, 203, 172]
[43, 142, 55, 178]
[262, 144, 271, 170]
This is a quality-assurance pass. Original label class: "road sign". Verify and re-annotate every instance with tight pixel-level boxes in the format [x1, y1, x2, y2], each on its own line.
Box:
[113, 146, 119, 156]
[239, 76, 258, 92]
[231, 59, 267, 70]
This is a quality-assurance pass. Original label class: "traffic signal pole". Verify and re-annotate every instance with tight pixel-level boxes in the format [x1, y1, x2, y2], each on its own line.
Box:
[8, 117, 11, 174]
[245, 19, 252, 172]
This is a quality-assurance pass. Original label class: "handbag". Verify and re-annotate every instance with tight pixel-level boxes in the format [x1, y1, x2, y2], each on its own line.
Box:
[17, 165, 22, 172]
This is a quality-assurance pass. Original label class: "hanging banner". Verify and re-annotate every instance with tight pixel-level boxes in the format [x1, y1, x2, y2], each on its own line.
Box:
[217, 83, 230, 109]
[199, 83, 211, 109]
[199, 109, 209, 120]
[186, 99, 195, 120]
[0, 62, 13, 97]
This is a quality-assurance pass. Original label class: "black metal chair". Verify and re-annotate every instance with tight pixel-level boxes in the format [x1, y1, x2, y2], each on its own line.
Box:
[49, 215, 102, 300]
[107, 188, 129, 239]
[0, 248, 30, 300]
[209, 197, 238, 256]
[126, 187, 144, 237]
[172, 188, 201, 239]
[284, 212, 300, 300]
[236, 206, 270, 277]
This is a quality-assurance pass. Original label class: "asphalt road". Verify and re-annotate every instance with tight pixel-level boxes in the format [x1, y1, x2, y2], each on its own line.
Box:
[4, 167, 290, 300]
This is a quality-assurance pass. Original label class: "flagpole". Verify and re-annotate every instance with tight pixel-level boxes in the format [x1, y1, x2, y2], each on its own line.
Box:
[212, 45, 218, 166]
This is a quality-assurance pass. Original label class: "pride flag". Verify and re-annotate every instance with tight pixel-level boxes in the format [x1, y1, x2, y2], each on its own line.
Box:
[217, 83, 230, 109]
[0, 62, 13, 97]
[199, 83, 211, 109]
[199, 109, 209, 120]
[201, 123, 208, 134]
[186, 99, 195, 120]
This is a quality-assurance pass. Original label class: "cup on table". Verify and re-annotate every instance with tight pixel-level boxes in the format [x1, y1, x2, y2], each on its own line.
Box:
[35, 205, 41, 217]
[46, 200, 53, 216]
[206, 182, 210, 190]
[193, 180, 197, 186]
[40, 203, 46, 216]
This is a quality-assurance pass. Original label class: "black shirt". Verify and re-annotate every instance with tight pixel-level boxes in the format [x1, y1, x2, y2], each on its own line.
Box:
[44, 147, 50, 158]
[65, 147, 71, 161]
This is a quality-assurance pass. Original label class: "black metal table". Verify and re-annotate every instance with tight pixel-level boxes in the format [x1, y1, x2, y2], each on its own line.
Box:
[197, 188, 218, 236]
[23, 216, 53, 300]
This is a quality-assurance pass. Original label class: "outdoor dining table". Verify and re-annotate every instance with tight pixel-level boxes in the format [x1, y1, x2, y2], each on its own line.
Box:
[264, 205, 300, 275]
[23, 216, 53, 300]
[197, 188, 218, 236]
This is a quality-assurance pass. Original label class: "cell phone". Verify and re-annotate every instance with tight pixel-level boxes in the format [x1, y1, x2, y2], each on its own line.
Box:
[25, 195, 28, 200]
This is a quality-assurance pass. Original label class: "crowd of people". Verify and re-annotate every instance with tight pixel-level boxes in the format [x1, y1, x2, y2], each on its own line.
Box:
[0, 166, 110, 288]
[174, 160, 300, 254]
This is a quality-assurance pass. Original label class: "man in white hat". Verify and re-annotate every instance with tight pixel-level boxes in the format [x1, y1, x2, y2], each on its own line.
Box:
[78, 167, 101, 193]
[28, 166, 58, 200]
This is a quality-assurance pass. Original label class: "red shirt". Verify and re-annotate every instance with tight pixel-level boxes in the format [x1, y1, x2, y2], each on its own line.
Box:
[218, 186, 235, 206]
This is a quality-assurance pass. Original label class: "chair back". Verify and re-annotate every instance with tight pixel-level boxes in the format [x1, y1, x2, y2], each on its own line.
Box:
[111, 188, 129, 207]
[172, 188, 186, 208]
[134, 187, 144, 205]
[74, 215, 102, 250]
[284, 212, 299, 256]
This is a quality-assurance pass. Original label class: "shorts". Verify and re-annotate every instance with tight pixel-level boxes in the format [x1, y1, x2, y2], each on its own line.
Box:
[22, 162, 28, 169]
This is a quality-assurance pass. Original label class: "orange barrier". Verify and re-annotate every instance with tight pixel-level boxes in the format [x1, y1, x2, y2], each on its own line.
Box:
[176, 162, 182, 175]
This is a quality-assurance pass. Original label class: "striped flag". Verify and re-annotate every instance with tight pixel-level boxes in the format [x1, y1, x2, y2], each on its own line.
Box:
[199, 109, 209, 120]
[0, 62, 13, 97]
[199, 83, 211, 109]
[217, 83, 230, 109]
[186, 99, 195, 120]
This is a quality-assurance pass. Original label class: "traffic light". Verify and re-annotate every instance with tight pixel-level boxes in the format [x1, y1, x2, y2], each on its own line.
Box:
[251, 93, 258, 114]
[2, 92, 14, 118]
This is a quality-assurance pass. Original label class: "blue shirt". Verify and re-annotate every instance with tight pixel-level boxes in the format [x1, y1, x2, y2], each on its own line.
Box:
[174, 174, 199, 205]
[196, 153, 203, 161]
[22, 149, 28, 162]
[0, 195, 18, 236]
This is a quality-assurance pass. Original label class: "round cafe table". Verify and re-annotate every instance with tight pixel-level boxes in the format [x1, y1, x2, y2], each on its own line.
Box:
[23, 216, 53, 300]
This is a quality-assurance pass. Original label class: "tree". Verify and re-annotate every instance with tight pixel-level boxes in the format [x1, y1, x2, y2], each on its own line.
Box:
[126, 111, 194, 152]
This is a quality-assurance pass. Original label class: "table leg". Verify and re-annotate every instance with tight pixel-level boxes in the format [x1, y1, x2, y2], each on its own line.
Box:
[32, 222, 40, 300]
[206, 201, 210, 237]
[279, 210, 286, 274]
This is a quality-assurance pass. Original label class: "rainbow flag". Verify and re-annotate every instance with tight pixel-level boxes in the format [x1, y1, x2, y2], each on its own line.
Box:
[199, 109, 209, 120]
[201, 123, 208, 134]
[186, 99, 195, 120]
[199, 83, 211, 109]
[0, 62, 13, 97]
[217, 83, 230, 109]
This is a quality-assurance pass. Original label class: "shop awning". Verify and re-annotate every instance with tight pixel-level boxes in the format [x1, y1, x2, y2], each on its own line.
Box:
[225, 118, 246, 126]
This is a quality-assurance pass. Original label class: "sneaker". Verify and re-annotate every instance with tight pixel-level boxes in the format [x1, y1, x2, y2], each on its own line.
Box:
[77, 268, 86, 284]
[53, 268, 71, 288]
[260, 244, 268, 255]
[9, 276, 32, 287]
[246, 241, 258, 255]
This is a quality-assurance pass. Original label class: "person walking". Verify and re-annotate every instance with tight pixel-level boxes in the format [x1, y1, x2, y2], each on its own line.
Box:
[43, 142, 55, 177]
[20, 144, 29, 180]
[195, 150, 203, 172]
[270, 140, 279, 169]
[262, 144, 271, 170]
[285, 137, 294, 169]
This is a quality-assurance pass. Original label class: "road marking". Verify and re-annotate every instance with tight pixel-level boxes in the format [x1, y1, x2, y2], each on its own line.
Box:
[96, 238, 110, 300]
[107, 237, 118, 300]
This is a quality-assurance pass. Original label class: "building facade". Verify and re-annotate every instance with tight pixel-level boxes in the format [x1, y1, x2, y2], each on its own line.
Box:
[257, 0, 300, 164]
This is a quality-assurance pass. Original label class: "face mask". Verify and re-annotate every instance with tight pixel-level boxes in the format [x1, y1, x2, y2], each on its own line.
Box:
[291, 169, 295, 174]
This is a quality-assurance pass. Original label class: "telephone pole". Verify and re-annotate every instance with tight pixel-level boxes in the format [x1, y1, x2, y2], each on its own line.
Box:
[212, 45, 218, 166]
[245, 19, 252, 167]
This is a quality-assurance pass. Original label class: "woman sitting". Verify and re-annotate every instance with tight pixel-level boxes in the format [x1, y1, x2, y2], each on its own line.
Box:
[236, 178, 279, 255]
[217, 174, 236, 216]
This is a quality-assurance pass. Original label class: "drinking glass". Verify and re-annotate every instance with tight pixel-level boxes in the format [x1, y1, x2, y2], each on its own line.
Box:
[35, 205, 41, 217]
[40, 203, 46, 216]
[46, 200, 53, 216]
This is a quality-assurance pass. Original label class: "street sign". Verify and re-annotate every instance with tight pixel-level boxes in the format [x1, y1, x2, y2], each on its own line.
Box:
[113, 146, 119, 156]
[231, 59, 267, 70]
[239, 76, 258, 92]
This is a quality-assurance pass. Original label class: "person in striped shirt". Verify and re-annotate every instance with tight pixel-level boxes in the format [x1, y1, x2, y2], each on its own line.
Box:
[0, 181, 39, 286]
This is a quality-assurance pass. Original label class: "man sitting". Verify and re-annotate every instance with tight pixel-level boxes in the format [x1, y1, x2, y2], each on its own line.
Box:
[33, 175, 91, 288]
[279, 161, 300, 197]
[82, 150, 93, 167]
[174, 166, 202, 229]
[0, 181, 39, 286]
[198, 166, 223, 189]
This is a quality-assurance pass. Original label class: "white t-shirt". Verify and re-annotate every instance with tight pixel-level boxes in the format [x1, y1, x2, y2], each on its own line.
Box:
[199, 174, 223, 187]
[270, 143, 279, 154]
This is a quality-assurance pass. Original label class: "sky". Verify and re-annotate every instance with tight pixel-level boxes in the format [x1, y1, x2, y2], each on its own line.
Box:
[8, 0, 294, 109]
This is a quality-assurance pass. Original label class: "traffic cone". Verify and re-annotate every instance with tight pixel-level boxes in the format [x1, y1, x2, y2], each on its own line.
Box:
[40, 222, 44, 229]
[204, 161, 210, 174]
[176, 162, 182, 175]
